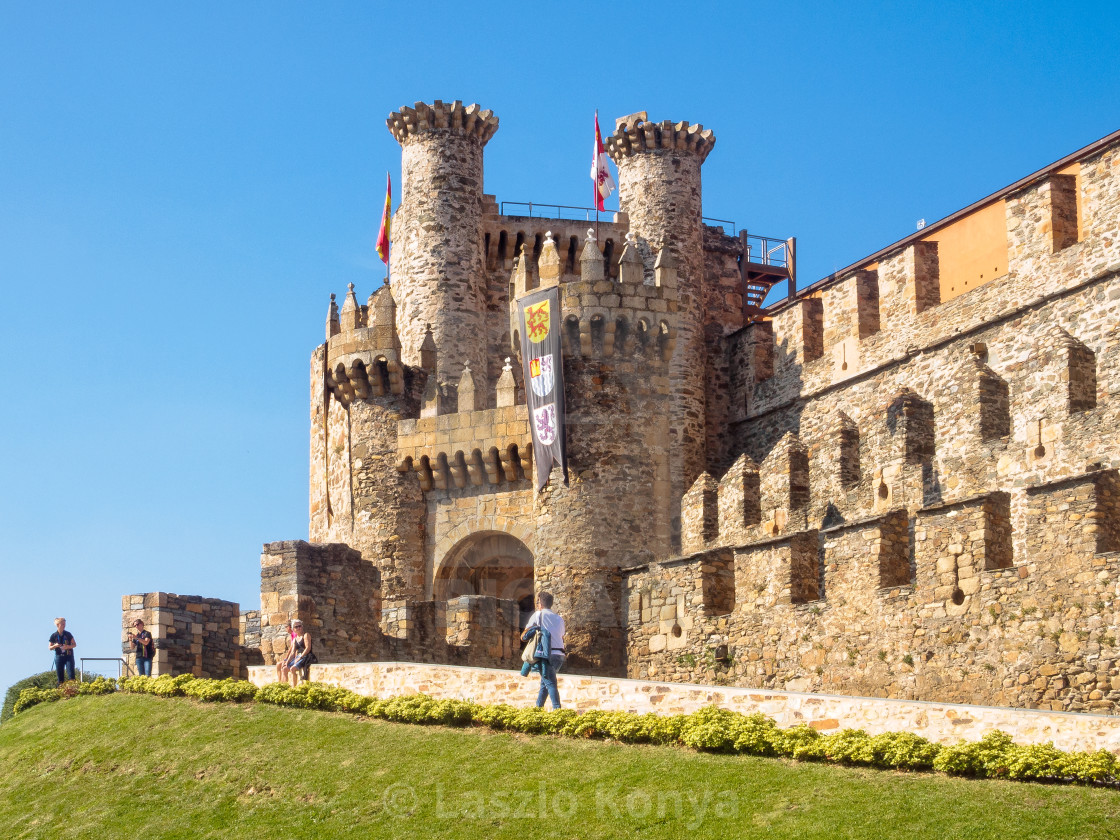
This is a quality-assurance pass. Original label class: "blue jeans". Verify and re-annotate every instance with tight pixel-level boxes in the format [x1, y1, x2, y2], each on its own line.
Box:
[54, 653, 75, 684]
[536, 653, 565, 709]
[135, 656, 152, 676]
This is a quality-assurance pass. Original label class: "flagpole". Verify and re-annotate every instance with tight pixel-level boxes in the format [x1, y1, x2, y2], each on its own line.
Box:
[594, 110, 600, 241]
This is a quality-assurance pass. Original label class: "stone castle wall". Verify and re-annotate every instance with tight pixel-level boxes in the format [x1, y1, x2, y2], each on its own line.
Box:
[624, 134, 1120, 712]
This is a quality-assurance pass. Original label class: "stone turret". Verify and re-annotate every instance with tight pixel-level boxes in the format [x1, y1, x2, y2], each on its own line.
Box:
[387, 100, 499, 399]
[606, 112, 716, 548]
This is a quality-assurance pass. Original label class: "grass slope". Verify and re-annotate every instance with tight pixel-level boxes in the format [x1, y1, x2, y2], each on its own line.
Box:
[1, 694, 1119, 840]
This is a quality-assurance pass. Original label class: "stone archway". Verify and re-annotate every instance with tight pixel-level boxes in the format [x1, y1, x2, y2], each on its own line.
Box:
[434, 531, 535, 626]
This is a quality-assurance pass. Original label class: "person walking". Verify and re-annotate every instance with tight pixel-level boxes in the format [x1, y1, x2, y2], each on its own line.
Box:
[128, 618, 155, 676]
[521, 592, 566, 709]
[48, 617, 76, 686]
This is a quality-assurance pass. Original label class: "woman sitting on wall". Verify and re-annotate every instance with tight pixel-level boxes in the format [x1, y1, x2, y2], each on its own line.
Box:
[285, 620, 314, 687]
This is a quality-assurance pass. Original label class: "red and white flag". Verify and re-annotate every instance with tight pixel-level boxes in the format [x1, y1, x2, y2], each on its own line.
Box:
[591, 111, 616, 211]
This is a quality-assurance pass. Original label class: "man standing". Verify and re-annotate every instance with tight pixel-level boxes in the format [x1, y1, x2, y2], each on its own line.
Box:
[521, 592, 566, 709]
[48, 617, 76, 686]
[129, 618, 155, 676]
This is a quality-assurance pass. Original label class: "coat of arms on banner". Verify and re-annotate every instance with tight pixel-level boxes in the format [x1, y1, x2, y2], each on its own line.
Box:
[533, 404, 558, 446]
[525, 300, 550, 343]
[528, 354, 554, 398]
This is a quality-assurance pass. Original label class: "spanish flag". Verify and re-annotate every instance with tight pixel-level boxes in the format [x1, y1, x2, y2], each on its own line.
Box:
[376, 173, 392, 264]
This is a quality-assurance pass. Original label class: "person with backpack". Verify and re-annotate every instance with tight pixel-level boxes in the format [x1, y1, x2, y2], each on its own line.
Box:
[520, 592, 566, 709]
[48, 617, 76, 686]
[128, 618, 155, 676]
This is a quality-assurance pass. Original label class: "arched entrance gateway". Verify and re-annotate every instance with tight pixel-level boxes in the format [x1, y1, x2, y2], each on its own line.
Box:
[433, 531, 535, 626]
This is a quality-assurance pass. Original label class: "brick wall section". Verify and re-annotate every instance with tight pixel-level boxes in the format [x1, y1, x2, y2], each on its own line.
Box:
[122, 593, 242, 679]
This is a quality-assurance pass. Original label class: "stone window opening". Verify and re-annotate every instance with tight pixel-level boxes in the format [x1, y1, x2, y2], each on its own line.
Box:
[837, 414, 860, 489]
[566, 235, 579, 274]
[1068, 342, 1097, 413]
[602, 238, 616, 278]
[497, 230, 509, 266]
[635, 318, 650, 354]
[614, 316, 630, 355]
[590, 315, 606, 356]
[564, 315, 580, 353]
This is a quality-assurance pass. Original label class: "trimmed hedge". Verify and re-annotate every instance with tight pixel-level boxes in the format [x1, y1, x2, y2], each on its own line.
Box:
[11, 674, 1120, 786]
[2, 670, 104, 724]
[11, 676, 116, 716]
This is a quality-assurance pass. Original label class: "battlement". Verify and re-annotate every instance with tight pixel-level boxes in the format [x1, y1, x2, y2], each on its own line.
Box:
[734, 132, 1120, 405]
[605, 113, 716, 163]
[628, 465, 1120, 708]
[510, 230, 680, 367]
[387, 100, 499, 145]
[396, 405, 532, 491]
[323, 283, 407, 405]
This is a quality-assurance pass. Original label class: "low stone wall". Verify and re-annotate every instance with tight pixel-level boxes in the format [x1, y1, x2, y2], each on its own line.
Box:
[246, 661, 1120, 754]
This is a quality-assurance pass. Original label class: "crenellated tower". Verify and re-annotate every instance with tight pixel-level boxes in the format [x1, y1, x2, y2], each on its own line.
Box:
[605, 113, 716, 547]
[513, 230, 679, 674]
[387, 100, 499, 399]
[309, 281, 428, 602]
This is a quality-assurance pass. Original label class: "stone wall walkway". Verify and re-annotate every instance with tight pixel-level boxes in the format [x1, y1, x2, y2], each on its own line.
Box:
[247, 661, 1120, 753]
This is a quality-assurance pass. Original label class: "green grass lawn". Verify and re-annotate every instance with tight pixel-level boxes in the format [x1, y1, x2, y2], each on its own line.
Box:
[2, 694, 1119, 840]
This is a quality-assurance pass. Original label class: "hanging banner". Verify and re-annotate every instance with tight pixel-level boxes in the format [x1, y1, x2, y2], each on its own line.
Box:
[517, 287, 568, 491]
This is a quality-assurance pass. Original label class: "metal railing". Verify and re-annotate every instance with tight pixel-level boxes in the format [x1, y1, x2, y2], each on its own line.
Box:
[500, 202, 608, 222]
[742, 233, 791, 269]
[703, 216, 737, 235]
[79, 657, 132, 682]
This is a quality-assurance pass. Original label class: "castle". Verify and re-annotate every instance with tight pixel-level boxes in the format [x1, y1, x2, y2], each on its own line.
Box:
[125, 101, 1120, 716]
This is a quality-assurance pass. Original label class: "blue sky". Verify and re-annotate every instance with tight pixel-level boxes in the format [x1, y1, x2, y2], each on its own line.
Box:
[1, 1, 1117, 694]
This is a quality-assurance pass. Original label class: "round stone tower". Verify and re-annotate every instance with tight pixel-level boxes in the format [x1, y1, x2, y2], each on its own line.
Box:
[605, 115, 715, 546]
[387, 100, 499, 396]
[519, 232, 678, 675]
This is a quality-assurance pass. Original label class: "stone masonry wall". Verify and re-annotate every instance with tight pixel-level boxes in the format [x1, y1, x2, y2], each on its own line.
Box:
[121, 593, 243, 679]
[259, 540, 383, 666]
[247, 660, 1120, 754]
[627, 471, 1120, 712]
[257, 540, 519, 671]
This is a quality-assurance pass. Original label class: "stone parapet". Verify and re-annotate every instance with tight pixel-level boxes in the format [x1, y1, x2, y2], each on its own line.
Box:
[245, 661, 1120, 754]
[624, 467, 1120, 713]
[605, 116, 716, 164]
[387, 100, 499, 146]
[396, 405, 532, 491]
